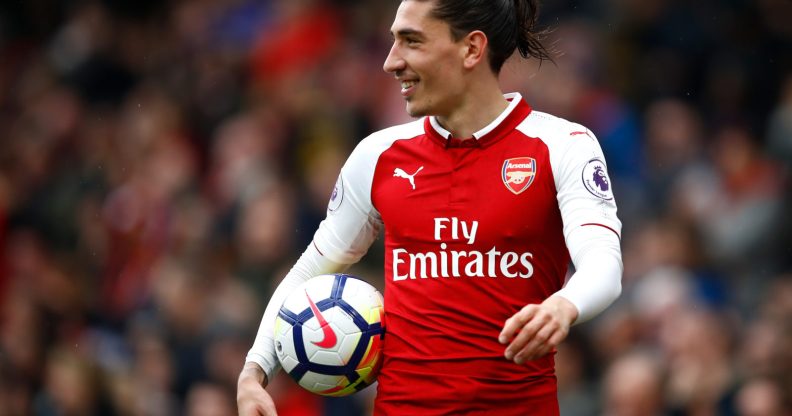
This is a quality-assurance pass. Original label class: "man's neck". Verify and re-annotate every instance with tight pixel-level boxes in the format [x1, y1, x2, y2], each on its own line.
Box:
[435, 83, 509, 140]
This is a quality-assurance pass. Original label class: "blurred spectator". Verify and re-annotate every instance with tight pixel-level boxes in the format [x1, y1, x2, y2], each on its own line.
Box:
[556, 332, 600, 416]
[642, 98, 705, 215]
[735, 377, 791, 416]
[184, 382, 236, 416]
[659, 307, 737, 415]
[33, 346, 112, 415]
[767, 76, 792, 166]
[602, 350, 666, 416]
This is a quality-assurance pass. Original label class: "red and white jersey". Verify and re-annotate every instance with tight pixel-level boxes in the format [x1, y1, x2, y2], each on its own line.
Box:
[313, 93, 620, 415]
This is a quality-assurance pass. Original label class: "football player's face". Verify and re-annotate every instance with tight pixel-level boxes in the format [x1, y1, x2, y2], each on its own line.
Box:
[383, 0, 467, 118]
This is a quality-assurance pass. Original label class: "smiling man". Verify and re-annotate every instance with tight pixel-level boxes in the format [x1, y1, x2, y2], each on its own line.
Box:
[237, 1, 623, 415]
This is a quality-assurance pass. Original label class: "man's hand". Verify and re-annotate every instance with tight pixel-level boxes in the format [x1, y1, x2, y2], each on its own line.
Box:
[237, 362, 277, 416]
[498, 296, 579, 364]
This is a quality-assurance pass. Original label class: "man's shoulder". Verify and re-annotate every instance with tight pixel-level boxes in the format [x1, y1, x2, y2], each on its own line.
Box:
[344, 118, 425, 168]
[518, 110, 594, 143]
[360, 118, 425, 147]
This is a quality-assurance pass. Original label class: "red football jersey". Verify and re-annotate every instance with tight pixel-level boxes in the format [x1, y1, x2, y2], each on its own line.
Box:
[314, 94, 620, 415]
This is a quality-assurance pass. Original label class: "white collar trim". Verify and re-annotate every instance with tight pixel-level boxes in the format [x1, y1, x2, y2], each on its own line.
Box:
[429, 92, 523, 140]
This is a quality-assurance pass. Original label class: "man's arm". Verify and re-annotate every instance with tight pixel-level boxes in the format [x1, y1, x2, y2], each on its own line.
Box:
[499, 225, 622, 363]
[244, 244, 349, 380]
[553, 224, 623, 323]
[238, 243, 350, 416]
[238, 128, 396, 413]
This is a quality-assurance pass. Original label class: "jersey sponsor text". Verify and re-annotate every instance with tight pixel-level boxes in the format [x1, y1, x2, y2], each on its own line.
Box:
[392, 217, 535, 280]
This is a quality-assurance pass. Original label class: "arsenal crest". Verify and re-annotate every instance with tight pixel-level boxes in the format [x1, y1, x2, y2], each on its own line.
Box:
[502, 157, 537, 194]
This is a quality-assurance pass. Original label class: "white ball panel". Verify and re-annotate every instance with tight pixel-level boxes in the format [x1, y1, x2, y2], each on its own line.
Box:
[273, 316, 289, 337]
[310, 350, 345, 366]
[274, 328, 300, 373]
[302, 315, 321, 332]
[300, 371, 347, 391]
[336, 331, 362, 364]
[280, 274, 336, 313]
[342, 283, 384, 324]
[331, 307, 362, 335]
[280, 355, 300, 373]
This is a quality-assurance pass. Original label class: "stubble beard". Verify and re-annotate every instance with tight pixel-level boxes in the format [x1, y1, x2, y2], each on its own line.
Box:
[405, 95, 432, 119]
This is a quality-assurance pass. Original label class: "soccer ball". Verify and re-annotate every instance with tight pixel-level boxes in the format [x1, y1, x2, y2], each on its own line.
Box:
[274, 273, 385, 396]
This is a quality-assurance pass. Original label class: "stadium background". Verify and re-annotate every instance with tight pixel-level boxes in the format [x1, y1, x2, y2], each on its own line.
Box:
[0, 0, 790, 414]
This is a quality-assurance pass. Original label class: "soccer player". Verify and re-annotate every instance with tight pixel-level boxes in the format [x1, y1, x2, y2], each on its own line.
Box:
[237, 0, 623, 414]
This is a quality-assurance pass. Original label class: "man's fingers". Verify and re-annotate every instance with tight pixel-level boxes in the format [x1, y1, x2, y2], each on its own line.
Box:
[504, 311, 552, 359]
[532, 329, 566, 359]
[498, 304, 538, 344]
[510, 321, 557, 363]
[531, 343, 556, 360]
[500, 297, 577, 365]
[544, 327, 568, 352]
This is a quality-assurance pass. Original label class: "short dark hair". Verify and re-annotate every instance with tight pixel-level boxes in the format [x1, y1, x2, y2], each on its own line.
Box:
[413, 0, 553, 73]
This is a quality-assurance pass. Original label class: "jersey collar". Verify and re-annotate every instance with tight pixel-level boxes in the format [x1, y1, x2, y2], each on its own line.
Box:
[425, 92, 532, 148]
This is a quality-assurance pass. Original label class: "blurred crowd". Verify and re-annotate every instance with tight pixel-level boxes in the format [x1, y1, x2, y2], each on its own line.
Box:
[0, 0, 790, 415]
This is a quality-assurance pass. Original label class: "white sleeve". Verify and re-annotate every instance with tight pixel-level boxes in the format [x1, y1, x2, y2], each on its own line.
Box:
[245, 132, 390, 381]
[245, 243, 349, 381]
[552, 126, 621, 240]
[312, 131, 390, 264]
[549, 124, 622, 323]
[553, 224, 623, 323]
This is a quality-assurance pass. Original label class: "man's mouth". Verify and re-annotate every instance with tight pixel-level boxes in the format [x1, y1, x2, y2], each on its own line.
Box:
[400, 79, 418, 96]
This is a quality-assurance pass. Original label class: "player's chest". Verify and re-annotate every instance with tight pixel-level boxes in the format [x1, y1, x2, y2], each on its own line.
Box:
[371, 139, 559, 243]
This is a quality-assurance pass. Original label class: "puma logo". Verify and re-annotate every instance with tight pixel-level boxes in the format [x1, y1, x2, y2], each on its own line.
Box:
[393, 166, 424, 190]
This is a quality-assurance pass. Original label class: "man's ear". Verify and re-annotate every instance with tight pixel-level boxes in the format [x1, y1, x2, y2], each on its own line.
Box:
[462, 30, 488, 69]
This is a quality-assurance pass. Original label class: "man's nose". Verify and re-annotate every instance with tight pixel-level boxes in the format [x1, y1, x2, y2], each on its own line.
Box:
[383, 43, 405, 74]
